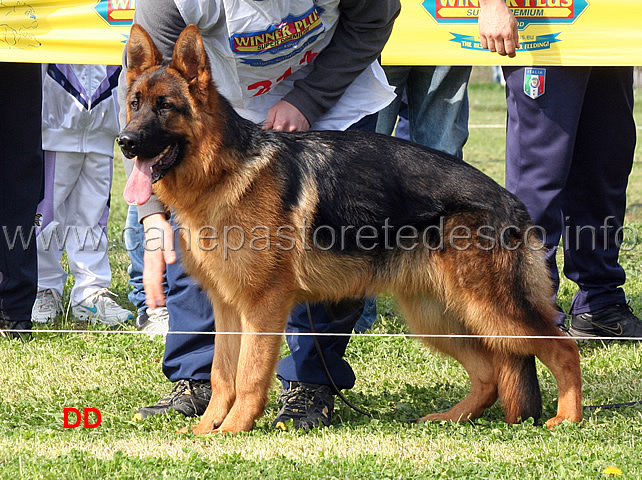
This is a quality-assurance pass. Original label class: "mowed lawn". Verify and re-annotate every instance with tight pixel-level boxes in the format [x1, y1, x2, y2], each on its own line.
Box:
[1, 82, 641, 479]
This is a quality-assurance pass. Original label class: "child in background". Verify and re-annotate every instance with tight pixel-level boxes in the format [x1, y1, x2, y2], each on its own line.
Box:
[32, 64, 133, 326]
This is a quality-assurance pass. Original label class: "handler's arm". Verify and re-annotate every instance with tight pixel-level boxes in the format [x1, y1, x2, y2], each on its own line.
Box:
[276, 0, 401, 129]
[141, 213, 176, 309]
[478, 0, 520, 57]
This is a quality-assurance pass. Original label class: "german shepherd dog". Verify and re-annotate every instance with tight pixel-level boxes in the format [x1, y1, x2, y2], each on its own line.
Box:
[119, 24, 582, 434]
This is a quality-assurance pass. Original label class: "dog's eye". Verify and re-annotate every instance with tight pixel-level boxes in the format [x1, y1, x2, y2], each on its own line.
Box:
[130, 99, 139, 110]
[161, 101, 173, 111]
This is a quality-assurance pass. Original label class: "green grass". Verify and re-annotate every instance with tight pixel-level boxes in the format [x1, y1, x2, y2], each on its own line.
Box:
[1, 84, 641, 479]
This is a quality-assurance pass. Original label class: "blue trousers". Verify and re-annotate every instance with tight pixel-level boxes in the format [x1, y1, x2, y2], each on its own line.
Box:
[124, 205, 146, 314]
[160, 115, 378, 389]
[376, 66, 472, 159]
[503, 66, 635, 315]
[162, 253, 366, 389]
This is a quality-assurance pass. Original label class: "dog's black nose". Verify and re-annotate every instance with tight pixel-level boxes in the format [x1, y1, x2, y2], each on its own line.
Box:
[117, 131, 140, 156]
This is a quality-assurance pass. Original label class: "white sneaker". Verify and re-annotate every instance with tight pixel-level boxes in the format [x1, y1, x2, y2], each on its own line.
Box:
[136, 306, 169, 341]
[32, 289, 62, 323]
[72, 288, 134, 326]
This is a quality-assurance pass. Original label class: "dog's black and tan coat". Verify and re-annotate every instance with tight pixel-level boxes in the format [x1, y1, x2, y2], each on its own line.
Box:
[119, 24, 583, 434]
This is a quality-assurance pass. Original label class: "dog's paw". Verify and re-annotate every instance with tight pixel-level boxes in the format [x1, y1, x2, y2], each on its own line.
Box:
[191, 422, 219, 436]
[215, 418, 254, 433]
[419, 412, 472, 423]
[545, 414, 583, 430]
[177, 422, 219, 436]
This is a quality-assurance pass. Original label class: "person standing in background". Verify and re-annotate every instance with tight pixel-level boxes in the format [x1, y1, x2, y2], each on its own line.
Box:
[0, 62, 43, 339]
[32, 64, 133, 326]
[478, 0, 642, 338]
[375, 66, 471, 159]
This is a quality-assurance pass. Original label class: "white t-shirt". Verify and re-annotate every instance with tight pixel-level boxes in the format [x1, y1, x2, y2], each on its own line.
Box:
[175, 0, 395, 129]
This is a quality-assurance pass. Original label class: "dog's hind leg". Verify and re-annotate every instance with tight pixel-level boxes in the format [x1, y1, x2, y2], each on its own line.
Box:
[530, 332, 583, 429]
[458, 275, 582, 426]
[457, 303, 581, 427]
[421, 344, 499, 422]
[396, 295, 499, 422]
[485, 323, 581, 427]
[189, 297, 242, 436]
[432, 242, 582, 427]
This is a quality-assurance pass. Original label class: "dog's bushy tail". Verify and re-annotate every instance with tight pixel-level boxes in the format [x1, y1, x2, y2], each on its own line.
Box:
[495, 353, 542, 423]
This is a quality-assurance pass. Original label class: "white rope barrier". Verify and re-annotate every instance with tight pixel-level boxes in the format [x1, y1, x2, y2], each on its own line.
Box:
[468, 124, 642, 130]
[1, 328, 640, 342]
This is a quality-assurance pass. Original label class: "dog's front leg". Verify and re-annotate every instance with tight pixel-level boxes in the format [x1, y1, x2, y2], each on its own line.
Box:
[188, 297, 242, 436]
[215, 304, 289, 433]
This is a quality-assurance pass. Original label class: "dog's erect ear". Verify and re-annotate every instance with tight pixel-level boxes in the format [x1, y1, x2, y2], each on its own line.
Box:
[126, 24, 163, 82]
[170, 25, 212, 103]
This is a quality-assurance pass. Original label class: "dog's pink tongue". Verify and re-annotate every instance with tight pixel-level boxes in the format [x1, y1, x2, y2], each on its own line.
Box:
[124, 159, 155, 206]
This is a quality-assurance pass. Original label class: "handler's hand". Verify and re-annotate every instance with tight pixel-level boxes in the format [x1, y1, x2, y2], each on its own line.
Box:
[141, 213, 176, 309]
[478, 0, 520, 57]
[263, 100, 311, 132]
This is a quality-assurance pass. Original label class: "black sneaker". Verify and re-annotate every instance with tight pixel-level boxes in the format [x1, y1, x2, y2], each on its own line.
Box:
[133, 379, 212, 421]
[272, 381, 334, 430]
[569, 304, 642, 340]
[0, 318, 32, 340]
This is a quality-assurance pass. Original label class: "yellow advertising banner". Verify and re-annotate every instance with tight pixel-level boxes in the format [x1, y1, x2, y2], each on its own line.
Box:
[0, 0, 132, 65]
[0, 0, 641, 66]
[382, 0, 642, 66]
